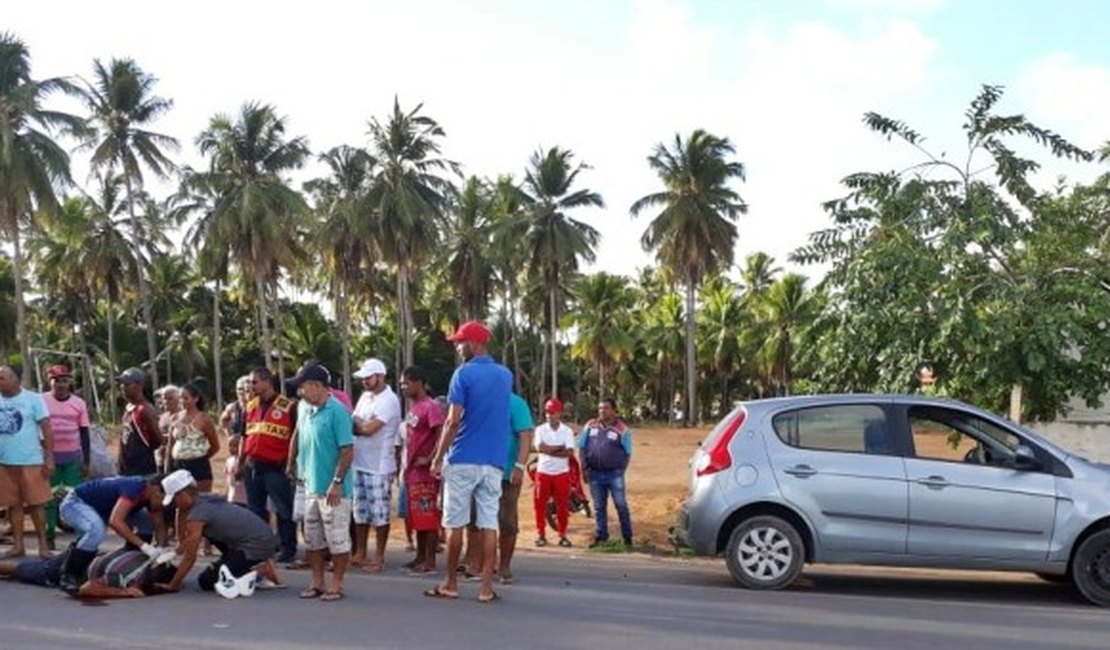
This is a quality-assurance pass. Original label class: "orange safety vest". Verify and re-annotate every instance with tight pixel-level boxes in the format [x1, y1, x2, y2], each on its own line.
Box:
[243, 394, 297, 464]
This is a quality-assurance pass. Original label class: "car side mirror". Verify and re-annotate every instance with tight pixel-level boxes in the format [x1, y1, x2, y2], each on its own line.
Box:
[1013, 445, 1043, 471]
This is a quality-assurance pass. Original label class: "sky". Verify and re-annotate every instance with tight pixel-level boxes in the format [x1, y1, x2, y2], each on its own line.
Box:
[7, 0, 1110, 281]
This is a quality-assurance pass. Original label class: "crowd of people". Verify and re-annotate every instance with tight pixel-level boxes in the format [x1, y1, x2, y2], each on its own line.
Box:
[0, 320, 636, 603]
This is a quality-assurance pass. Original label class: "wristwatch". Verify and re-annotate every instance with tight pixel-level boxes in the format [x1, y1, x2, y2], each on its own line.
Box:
[514, 463, 527, 471]
[332, 476, 343, 484]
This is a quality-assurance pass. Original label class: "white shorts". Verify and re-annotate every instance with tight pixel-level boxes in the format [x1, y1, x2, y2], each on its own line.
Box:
[442, 464, 502, 530]
[303, 495, 352, 554]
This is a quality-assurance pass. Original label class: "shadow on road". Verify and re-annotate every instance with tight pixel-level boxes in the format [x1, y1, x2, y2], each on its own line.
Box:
[789, 567, 1087, 608]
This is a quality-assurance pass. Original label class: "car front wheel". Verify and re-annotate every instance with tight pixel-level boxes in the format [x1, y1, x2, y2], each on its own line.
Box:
[725, 515, 805, 590]
[1071, 529, 1110, 607]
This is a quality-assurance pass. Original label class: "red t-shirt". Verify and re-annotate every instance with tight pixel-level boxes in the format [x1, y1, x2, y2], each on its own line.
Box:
[403, 396, 445, 484]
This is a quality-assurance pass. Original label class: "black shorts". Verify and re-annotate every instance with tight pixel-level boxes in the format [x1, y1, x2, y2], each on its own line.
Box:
[173, 457, 213, 483]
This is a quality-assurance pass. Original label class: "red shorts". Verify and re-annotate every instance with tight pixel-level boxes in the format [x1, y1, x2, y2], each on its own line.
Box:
[405, 481, 441, 532]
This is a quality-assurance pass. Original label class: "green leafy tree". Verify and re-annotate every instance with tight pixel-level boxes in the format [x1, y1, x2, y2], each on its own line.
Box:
[0, 33, 81, 379]
[305, 144, 377, 390]
[445, 176, 495, 322]
[631, 129, 747, 425]
[568, 272, 635, 399]
[521, 146, 604, 398]
[367, 98, 457, 370]
[192, 102, 310, 375]
[793, 85, 1099, 421]
[79, 57, 178, 387]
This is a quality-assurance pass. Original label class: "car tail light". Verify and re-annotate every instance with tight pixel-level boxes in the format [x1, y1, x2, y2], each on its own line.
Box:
[696, 409, 746, 477]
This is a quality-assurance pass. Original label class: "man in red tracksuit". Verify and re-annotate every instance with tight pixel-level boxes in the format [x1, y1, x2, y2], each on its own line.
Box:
[532, 398, 575, 548]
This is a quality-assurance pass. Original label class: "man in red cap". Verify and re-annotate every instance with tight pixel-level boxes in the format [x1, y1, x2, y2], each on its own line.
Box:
[426, 320, 511, 604]
[532, 397, 575, 547]
[41, 364, 91, 549]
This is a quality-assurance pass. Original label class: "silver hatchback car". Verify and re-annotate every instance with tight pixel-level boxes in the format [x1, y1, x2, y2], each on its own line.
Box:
[671, 394, 1110, 606]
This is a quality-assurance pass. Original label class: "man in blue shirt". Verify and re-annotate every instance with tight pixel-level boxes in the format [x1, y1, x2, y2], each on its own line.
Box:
[286, 363, 353, 603]
[0, 365, 54, 559]
[579, 397, 634, 547]
[428, 320, 511, 604]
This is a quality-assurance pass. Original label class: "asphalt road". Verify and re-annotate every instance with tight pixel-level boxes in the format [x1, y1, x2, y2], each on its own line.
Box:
[1, 551, 1108, 650]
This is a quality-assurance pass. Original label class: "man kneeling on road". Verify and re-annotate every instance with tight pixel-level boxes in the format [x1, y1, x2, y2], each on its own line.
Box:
[58, 474, 169, 590]
[154, 469, 283, 597]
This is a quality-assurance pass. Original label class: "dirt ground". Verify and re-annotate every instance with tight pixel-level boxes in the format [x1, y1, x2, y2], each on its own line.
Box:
[204, 424, 707, 553]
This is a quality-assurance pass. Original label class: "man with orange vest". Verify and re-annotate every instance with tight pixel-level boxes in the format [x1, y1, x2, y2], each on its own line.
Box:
[236, 367, 299, 564]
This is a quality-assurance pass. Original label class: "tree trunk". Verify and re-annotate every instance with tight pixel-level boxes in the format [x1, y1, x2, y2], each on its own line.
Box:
[684, 278, 697, 428]
[212, 279, 224, 413]
[272, 281, 284, 386]
[106, 300, 118, 420]
[11, 225, 31, 387]
[508, 283, 522, 393]
[399, 264, 414, 370]
[123, 174, 160, 390]
[549, 283, 558, 398]
[1009, 383, 1023, 424]
[336, 279, 352, 396]
[257, 277, 273, 371]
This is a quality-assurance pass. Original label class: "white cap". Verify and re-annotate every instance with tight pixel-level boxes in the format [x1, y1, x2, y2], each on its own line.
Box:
[353, 358, 387, 379]
[161, 469, 197, 506]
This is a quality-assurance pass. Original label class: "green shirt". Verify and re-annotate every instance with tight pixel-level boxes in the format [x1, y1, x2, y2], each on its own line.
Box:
[503, 394, 534, 482]
[297, 396, 354, 498]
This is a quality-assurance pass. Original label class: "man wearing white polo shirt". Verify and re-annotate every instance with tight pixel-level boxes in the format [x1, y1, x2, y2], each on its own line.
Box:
[350, 358, 401, 572]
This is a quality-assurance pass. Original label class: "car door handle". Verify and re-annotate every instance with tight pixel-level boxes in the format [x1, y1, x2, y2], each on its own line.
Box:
[784, 464, 817, 478]
[916, 475, 949, 489]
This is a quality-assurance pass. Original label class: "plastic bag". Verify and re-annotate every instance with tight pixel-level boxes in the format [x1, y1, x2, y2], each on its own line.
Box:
[88, 425, 116, 477]
[292, 481, 306, 522]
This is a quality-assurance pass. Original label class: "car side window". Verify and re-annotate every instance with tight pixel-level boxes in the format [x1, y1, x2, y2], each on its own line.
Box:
[909, 406, 1021, 467]
[772, 405, 893, 456]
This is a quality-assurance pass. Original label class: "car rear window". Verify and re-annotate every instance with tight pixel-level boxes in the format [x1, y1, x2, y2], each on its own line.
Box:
[772, 404, 890, 455]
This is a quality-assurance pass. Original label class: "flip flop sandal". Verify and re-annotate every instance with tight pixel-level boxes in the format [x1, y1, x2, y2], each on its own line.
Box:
[477, 590, 500, 604]
[299, 587, 325, 599]
[558, 538, 573, 548]
[534, 537, 548, 547]
[320, 591, 344, 602]
[423, 586, 458, 599]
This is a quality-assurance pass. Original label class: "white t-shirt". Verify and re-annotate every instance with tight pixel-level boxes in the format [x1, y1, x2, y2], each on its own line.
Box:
[352, 386, 402, 475]
[533, 422, 575, 475]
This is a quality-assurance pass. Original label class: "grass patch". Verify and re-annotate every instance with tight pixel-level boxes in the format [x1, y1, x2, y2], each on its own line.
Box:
[587, 540, 631, 554]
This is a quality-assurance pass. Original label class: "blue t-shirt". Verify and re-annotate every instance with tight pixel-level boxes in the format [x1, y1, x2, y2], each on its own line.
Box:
[446, 355, 512, 467]
[297, 396, 355, 498]
[502, 394, 534, 481]
[0, 389, 49, 466]
[74, 476, 148, 522]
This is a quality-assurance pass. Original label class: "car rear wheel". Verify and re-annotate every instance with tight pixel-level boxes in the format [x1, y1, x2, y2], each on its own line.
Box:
[1071, 529, 1110, 607]
[725, 515, 804, 590]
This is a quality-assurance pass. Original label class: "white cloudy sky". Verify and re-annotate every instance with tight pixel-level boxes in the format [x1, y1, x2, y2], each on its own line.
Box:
[8, 0, 1110, 280]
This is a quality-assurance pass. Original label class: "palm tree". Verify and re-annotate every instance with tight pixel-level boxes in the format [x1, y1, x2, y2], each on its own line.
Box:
[698, 275, 745, 414]
[521, 146, 604, 397]
[366, 98, 458, 370]
[761, 273, 819, 396]
[305, 144, 377, 392]
[191, 102, 310, 374]
[0, 33, 80, 380]
[83, 173, 137, 416]
[631, 130, 747, 425]
[79, 57, 178, 388]
[445, 177, 494, 322]
[569, 272, 635, 399]
[0, 254, 16, 358]
[739, 251, 781, 303]
[489, 175, 531, 388]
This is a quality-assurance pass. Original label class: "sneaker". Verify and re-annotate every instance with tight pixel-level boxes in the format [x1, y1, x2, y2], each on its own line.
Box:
[214, 566, 240, 599]
[254, 576, 286, 591]
[235, 570, 258, 597]
[588, 538, 609, 549]
[534, 537, 548, 547]
[558, 537, 572, 548]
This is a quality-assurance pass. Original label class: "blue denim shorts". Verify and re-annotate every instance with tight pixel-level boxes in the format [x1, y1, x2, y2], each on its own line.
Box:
[442, 464, 502, 530]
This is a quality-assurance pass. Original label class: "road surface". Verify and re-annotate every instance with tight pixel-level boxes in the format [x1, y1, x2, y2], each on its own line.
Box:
[1, 550, 1107, 649]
